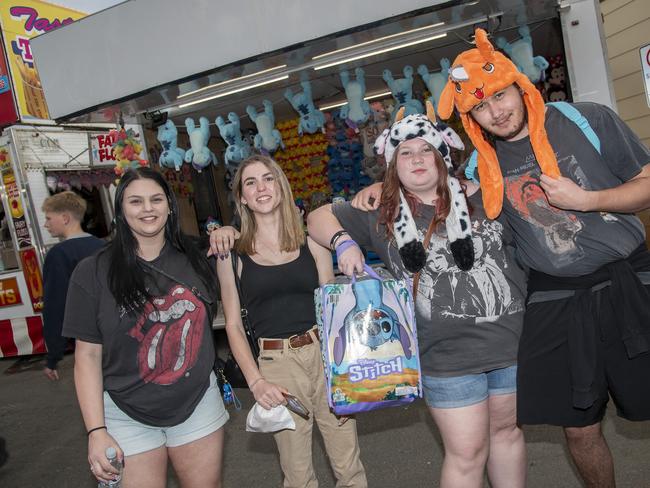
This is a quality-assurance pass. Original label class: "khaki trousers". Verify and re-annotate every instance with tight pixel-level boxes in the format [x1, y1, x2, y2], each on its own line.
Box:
[258, 329, 367, 488]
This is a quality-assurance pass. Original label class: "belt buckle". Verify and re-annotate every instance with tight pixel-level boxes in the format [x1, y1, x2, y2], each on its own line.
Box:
[287, 333, 300, 350]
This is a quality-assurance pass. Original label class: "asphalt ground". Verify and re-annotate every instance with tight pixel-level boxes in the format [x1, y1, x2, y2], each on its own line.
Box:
[1, 335, 649, 488]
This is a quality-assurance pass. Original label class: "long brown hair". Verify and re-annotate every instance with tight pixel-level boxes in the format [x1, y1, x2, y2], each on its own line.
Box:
[378, 143, 451, 239]
[232, 154, 305, 255]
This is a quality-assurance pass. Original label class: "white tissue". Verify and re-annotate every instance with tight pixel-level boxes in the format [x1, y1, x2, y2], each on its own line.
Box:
[246, 403, 296, 433]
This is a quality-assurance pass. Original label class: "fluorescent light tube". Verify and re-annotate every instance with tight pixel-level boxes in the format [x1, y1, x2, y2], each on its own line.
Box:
[178, 65, 287, 99]
[314, 33, 447, 71]
[319, 90, 392, 111]
[312, 22, 445, 60]
[178, 75, 289, 109]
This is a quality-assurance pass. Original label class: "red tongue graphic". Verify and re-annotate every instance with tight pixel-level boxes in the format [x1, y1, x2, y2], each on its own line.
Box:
[474, 88, 484, 99]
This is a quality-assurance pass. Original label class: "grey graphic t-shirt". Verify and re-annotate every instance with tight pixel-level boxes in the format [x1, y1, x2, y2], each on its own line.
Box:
[333, 190, 526, 377]
[495, 102, 649, 277]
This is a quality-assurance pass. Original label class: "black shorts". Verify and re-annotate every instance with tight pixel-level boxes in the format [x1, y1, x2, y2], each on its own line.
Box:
[517, 284, 650, 427]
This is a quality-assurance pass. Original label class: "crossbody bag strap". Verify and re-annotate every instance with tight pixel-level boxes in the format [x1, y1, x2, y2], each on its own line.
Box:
[139, 260, 213, 306]
[230, 251, 260, 357]
[412, 216, 437, 298]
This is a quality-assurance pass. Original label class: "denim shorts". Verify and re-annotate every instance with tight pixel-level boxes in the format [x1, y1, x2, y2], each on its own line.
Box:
[104, 372, 229, 456]
[422, 365, 517, 409]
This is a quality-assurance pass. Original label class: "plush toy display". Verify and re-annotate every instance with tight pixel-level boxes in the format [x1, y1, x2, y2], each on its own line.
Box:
[417, 58, 450, 110]
[184, 117, 217, 172]
[284, 79, 326, 135]
[274, 117, 330, 203]
[545, 54, 569, 102]
[382, 66, 423, 119]
[215, 112, 252, 167]
[246, 100, 283, 153]
[438, 28, 560, 219]
[339, 68, 371, 129]
[156, 120, 186, 171]
[111, 127, 148, 177]
[496, 26, 549, 83]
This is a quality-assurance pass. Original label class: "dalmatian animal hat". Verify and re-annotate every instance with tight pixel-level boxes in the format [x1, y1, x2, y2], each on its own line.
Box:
[374, 101, 474, 272]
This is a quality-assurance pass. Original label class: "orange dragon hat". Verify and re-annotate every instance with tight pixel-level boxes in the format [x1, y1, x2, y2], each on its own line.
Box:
[437, 28, 560, 218]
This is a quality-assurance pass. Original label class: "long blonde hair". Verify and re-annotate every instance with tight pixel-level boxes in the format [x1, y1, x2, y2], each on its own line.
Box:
[232, 154, 305, 255]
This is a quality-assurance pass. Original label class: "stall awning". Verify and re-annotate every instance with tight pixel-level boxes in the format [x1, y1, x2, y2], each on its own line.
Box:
[30, 0, 449, 122]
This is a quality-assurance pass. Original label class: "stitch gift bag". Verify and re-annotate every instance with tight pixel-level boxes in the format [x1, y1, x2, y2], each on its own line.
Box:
[315, 267, 421, 415]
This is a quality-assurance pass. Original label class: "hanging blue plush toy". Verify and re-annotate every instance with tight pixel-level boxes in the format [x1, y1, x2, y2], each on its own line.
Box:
[215, 112, 252, 167]
[496, 26, 549, 83]
[382, 66, 423, 120]
[157, 120, 186, 171]
[184, 117, 218, 172]
[339, 68, 371, 130]
[333, 279, 412, 366]
[246, 100, 283, 153]
[417, 58, 450, 111]
[284, 78, 326, 135]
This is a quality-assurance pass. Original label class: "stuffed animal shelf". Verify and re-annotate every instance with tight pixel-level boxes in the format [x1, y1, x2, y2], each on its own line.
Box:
[496, 26, 549, 83]
[284, 79, 326, 135]
[216, 112, 252, 167]
[246, 100, 283, 154]
[184, 117, 218, 172]
[383, 66, 423, 119]
[417, 58, 450, 111]
[339, 68, 371, 130]
[156, 120, 186, 171]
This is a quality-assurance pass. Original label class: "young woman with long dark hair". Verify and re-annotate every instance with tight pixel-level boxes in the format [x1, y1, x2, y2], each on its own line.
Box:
[307, 107, 528, 488]
[63, 167, 227, 488]
[214, 154, 367, 488]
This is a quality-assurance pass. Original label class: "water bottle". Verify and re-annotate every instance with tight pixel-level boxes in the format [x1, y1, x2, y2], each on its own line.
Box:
[97, 447, 122, 487]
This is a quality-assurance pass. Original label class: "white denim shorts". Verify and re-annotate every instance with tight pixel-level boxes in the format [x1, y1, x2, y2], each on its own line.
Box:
[103, 372, 229, 456]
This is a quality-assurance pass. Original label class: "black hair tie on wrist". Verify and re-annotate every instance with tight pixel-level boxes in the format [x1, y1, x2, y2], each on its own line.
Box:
[87, 426, 107, 436]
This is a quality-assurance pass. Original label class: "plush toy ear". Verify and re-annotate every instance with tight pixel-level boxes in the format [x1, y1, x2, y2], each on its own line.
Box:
[437, 82, 456, 120]
[425, 100, 437, 124]
[440, 126, 465, 151]
[373, 128, 390, 156]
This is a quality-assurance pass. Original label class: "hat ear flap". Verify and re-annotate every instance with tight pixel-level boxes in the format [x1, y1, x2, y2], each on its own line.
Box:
[437, 82, 456, 120]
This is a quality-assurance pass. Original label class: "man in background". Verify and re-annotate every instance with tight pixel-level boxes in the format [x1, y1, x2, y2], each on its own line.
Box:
[42, 191, 104, 380]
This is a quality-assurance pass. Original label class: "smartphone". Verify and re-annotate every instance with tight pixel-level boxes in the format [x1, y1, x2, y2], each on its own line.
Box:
[283, 392, 310, 419]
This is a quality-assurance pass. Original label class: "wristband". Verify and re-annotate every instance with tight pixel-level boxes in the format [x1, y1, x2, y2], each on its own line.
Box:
[329, 230, 349, 250]
[335, 239, 359, 262]
[87, 426, 107, 436]
[249, 377, 265, 389]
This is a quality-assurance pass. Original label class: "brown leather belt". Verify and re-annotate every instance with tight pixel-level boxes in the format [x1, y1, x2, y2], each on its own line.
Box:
[260, 328, 319, 350]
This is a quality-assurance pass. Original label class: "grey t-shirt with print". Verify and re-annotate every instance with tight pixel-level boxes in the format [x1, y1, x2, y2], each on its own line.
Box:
[333, 190, 526, 377]
[495, 102, 649, 277]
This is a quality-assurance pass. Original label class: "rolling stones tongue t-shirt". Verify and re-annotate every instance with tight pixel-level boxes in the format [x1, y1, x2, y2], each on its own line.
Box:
[63, 244, 215, 427]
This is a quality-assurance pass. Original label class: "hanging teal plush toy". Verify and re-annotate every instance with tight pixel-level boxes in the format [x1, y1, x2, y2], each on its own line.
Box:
[496, 26, 549, 83]
[382, 66, 423, 120]
[184, 117, 218, 172]
[157, 120, 186, 171]
[284, 78, 326, 135]
[339, 68, 371, 130]
[215, 112, 252, 167]
[417, 58, 450, 111]
[246, 100, 283, 153]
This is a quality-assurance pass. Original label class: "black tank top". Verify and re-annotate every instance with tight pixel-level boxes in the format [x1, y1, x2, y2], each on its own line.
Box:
[240, 244, 320, 339]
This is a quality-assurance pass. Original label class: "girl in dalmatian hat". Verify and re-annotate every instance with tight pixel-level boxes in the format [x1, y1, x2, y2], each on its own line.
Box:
[307, 100, 529, 488]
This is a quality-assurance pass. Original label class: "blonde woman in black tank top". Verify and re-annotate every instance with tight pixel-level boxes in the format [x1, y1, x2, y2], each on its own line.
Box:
[215, 155, 367, 488]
